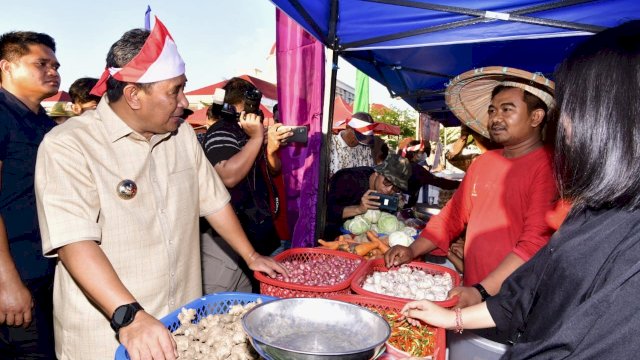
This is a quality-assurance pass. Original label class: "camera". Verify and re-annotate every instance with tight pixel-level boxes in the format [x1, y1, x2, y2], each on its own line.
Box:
[371, 192, 399, 213]
[220, 88, 264, 122]
[243, 88, 263, 116]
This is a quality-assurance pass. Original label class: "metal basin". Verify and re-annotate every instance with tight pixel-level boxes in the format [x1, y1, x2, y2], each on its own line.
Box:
[242, 298, 390, 360]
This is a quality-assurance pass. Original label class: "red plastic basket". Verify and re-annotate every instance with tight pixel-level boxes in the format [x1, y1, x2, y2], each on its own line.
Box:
[330, 294, 446, 360]
[351, 258, 461, 308]
[254, 248, 365, 298]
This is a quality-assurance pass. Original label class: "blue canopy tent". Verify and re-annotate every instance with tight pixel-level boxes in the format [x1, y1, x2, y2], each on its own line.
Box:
[270, 0, 640, 238]
[272, 0, 639, 121]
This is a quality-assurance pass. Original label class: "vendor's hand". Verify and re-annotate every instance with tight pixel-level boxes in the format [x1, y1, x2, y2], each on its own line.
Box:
[448, 286, 482, 309]
[118, 310, 177, 360]
[238, 112, 264, 139]
[384, 245, 414, 268]
[266, 124, 293, 154]
[247, 254, 289, 279]
[359, 190, 381, 213]
[0, 276, 33, 328]
[401, 300, 455, 329]
[450, 240, 464, 259]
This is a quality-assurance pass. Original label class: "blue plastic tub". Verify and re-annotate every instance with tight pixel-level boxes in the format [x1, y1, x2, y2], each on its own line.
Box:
[114, 292, 277, 360]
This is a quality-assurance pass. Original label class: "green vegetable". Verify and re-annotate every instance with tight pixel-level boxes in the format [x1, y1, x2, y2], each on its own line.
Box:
[388, 231, 414, 247]
[347, 216, 370, 235]
[363, 209, 382, 224]
[378, 213, 400, 234]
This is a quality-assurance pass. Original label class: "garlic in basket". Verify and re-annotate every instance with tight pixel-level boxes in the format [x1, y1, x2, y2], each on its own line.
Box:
[362, 265, 453, 301]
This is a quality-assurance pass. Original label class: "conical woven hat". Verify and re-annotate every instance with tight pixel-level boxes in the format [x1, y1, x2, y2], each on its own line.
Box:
[445, 66, 555, 138]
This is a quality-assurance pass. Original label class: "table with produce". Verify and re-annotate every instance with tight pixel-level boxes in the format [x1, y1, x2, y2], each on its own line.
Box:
[115, 207, 456, 360]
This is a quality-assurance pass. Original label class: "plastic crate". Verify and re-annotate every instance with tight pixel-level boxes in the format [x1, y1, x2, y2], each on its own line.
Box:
[330, 294, 445, 360]
[351, 258, 461, 308]
[114, 292, 277, 360]
[254, 247, 365, 298]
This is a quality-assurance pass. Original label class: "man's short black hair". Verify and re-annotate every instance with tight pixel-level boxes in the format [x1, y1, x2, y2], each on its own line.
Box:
[0, 31, 56, 82]
[69, 77, 100, 104]
[0, 31, 56, 62]
[222, 77, 257, 106]
[105, 29, 153, 102]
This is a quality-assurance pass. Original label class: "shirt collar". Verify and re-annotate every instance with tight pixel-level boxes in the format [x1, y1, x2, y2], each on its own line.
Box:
[97, 95, 172, 144]
[0, 88, 47, 117]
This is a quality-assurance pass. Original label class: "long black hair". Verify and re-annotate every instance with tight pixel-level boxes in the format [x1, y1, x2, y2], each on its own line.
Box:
[554, 20, 640, 212]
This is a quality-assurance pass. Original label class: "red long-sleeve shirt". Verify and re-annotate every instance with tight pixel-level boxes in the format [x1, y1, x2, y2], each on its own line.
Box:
[421, 146, 557, 285]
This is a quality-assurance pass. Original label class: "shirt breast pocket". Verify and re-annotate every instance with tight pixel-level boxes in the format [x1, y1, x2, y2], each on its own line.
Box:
[167, 167, 198, 219]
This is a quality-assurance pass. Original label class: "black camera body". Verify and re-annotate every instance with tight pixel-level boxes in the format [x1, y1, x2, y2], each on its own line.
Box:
[221, 88, 264, 122]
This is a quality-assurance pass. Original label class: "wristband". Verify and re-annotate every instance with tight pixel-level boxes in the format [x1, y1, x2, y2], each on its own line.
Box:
[454, 308, 463, 334]
[472, 283, 491, 301]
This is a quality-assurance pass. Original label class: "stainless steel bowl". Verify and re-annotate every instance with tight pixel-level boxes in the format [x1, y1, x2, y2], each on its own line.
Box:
[242, 298, 390, 360]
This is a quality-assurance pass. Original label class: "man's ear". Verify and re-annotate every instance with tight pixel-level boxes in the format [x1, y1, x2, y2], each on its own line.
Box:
[530, 109, 545, 128]
[122, 84, 142, 110]
[0, 59, 12, 79]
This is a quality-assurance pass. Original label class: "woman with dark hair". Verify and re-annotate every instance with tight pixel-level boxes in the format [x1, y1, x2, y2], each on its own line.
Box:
[400, 20, 640, 358]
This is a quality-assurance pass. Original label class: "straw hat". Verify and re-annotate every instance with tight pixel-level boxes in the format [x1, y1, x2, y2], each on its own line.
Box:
[47, 102, 74, 117]
[445, 66, 555, 138]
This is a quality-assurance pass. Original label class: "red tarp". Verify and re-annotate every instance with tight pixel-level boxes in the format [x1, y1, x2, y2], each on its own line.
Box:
[43, 91, 71, 102]
[186, 74, 278, 100]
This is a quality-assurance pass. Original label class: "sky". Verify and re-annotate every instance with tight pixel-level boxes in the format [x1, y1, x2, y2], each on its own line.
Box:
[0, 0, 411, 109]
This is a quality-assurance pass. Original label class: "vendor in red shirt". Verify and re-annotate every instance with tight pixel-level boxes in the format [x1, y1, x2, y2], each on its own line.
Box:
[385, 67, 557, 311]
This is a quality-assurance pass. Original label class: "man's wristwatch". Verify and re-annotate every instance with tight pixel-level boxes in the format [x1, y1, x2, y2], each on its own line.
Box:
[110, 302, 144, 333]
[472, 283, 491, 302]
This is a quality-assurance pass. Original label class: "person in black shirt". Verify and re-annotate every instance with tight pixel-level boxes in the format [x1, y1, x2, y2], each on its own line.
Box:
[200, 78, 292, 293]
[400, 20, 640, 359]
[0, 31, 59, 359]
[400, 140, 460, 208]
[325, 154, 411, 241]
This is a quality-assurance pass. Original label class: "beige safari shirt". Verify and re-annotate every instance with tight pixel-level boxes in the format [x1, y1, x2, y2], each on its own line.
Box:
[35, 99, 230, 359]
[329, 132, 373, 178]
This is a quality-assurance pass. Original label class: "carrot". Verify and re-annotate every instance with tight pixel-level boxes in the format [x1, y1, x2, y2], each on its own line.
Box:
[355, 241, 380, 256]
[366, 231, 390, 253]
[318, 239, 341, 250]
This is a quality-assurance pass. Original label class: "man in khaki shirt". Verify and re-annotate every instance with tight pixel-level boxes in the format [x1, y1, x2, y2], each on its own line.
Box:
[35, 20, 285, 360]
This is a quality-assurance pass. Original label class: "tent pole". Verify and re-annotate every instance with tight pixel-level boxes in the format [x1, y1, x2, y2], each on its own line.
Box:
[315, 0, 340, 241]
[315, 49, 339, 241]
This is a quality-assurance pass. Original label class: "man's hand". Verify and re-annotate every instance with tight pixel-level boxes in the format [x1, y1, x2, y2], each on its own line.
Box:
[118, 311, 177, 360]
[0, 276, 33, 328]
[448, 286, 483, 309]
[266, 124, 293, 155]
[238, 112, 264, 139]
[359, 190, 381, 213]
[384, 245, 414, 268]
[247, 254, 289, 279]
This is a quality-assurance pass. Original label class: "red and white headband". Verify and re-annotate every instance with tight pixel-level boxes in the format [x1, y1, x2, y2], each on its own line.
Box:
[347, 117, 376, 135]
[91, 17, 185, 96]
[401, 142, 424, 158]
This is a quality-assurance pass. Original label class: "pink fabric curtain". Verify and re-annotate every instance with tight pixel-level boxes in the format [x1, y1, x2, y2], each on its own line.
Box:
[276, 9, 325, 248]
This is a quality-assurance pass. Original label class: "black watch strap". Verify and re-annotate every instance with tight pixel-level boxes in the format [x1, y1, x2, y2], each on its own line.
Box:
[110, 302, 144, 333]
[472, 283, 491, 301]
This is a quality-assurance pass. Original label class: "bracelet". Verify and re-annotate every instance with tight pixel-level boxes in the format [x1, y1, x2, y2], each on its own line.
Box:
[472, 283, 491, 302]
[248, 251, 259, 263]
[454, 308, 463, 334]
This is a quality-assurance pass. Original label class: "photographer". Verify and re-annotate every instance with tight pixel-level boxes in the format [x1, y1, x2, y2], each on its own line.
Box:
[324, 154, 411, 241]
[201, 77, 292, 293]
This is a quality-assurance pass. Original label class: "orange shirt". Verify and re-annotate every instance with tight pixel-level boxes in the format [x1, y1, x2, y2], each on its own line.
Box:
[421, 147, 557, 285]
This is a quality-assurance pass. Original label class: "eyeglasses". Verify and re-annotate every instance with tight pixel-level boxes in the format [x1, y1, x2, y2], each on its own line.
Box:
[382, 177, 401, 193]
